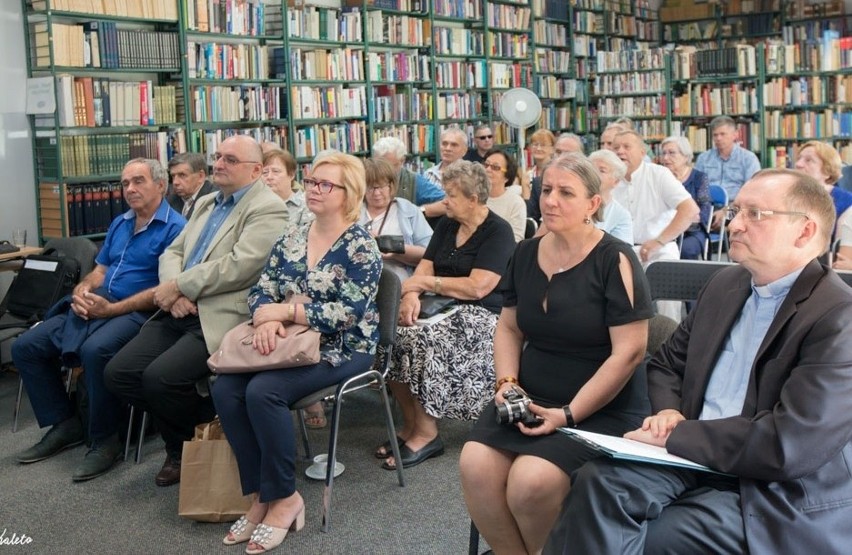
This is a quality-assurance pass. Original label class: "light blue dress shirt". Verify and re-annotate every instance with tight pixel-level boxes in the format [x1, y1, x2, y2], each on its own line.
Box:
[184, 185, 251, 270]
[694, 144, 762, 201]
[699, 268, 803, 420]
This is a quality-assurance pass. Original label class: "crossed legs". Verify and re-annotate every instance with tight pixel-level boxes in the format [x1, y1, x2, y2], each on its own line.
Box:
[460, 441, 570, 555]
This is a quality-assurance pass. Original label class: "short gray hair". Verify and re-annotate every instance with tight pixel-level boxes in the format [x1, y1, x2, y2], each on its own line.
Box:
[661, 135, 694, 160]
[542, 153, 604, 222]
[126, 158, 167, 184]
[557, 133, 585, 154]
[588, 149, 627, 181]
[709, 115, 736, 132]
[442, 160, 489, 204]
[442, 126, 469, 147]
[372, 136, 407, 159]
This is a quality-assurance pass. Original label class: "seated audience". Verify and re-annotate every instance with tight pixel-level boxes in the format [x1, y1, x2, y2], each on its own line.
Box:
[547, 169, 852, 555]
[483, 148, 528, 242]
[378, 160, 515, 470]
[167, 152, 213, 218]
[371, 136, 446, 218]
[262, 148, 311, 226]
[659, 136, 712, 260]
[527, 129, 556, 182]
[104, 136, 287, 487]
[460, 154, 652, 554]
[13, 158, 186, 481]
[464, 124, 495, 164]
[423, 127, 468, 188]
[213, 152, 382, 554]
[359, 158, 433, 283]
[588, 149, 634, 244]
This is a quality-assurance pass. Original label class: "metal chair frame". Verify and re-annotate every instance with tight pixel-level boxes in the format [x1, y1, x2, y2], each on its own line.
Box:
[708, 186, 728, 261]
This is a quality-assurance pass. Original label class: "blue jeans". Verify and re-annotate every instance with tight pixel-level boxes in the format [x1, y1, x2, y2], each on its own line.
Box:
[12, 310, 147, 442]
[212, 352, 375, 502]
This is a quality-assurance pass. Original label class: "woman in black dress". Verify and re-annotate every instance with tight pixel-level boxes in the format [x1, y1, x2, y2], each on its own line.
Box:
[460, 153, 653, 554]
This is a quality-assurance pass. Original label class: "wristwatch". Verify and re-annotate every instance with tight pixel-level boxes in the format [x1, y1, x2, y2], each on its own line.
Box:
[562, 405, 576, 428]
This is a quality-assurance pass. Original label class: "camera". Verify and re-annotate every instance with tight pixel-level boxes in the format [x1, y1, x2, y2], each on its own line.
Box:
[495, 386, 543, 427]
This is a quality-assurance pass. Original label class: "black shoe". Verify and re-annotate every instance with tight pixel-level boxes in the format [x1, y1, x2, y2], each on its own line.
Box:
[72, 438, 122, 482]
[155, 454, 182, 487]
[381, 436, 444, 470]
[16, 417, 84, 464]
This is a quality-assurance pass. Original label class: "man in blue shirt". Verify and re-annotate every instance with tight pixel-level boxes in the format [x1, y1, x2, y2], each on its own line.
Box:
[694, 115, 761, 228]
[13, 158, 186, 481]
[545, 169, 852, 554]
[372, 136, 446, 219]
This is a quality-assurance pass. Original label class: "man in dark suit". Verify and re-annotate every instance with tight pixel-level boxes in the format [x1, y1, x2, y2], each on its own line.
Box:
[167, 152, 213, 219]
[546, 169, 852, 554]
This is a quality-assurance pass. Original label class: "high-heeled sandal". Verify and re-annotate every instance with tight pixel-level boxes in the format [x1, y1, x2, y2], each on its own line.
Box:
[245, 506, 305, 555]
[223, 515, 258, 545]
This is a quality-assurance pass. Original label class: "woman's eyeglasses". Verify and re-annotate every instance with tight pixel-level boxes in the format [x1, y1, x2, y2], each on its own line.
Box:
[303, 177, 344, 194]
[482, 162, 506, 173]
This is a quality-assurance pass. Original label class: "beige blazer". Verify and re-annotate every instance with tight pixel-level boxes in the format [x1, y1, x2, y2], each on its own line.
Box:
[159, 179, 287, 353]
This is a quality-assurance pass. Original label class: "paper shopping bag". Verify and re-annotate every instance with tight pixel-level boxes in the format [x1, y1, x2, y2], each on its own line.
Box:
[178, 418, 252, 522]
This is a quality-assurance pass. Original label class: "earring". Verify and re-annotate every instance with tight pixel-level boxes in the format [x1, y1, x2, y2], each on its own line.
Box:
[584, 216, 591, 224]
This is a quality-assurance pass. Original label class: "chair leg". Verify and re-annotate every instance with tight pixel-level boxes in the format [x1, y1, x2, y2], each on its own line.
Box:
[297, 410, 312, 462]
[378, 376, 405, 487]
[135, 411, 148, 464]
[124, 406, 136, 462]
[12, 376, 24, 433]
[468, 519, 481, 555]
[321, 398, 343, 533]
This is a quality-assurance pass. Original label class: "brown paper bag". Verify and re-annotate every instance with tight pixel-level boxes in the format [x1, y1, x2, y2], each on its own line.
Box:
[178, 417, 252, 522]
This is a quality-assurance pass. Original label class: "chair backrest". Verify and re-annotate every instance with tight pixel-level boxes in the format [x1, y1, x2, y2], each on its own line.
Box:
[708, 185, 728, 208]
[376, 268, 401, 348]
[647, 314, 679, 357]
[646, 260, 733, 302]
[524, 218, 538, 239]
[43, 237, 99, 278]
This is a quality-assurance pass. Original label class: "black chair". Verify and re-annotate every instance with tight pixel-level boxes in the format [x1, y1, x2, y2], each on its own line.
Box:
[8, 237, 99, 432]
[291, 268, 405, 532]
[645, 260, 734, 303]
[524, 217, 538, 239]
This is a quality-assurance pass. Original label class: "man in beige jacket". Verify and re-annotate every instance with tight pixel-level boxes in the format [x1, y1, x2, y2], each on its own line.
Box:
[105, 136, 287, 486]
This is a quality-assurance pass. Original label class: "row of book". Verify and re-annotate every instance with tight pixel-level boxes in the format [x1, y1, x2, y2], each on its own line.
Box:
[191, 85, 288, 123]
[530, 0, 569, 21]
[435, 92, 481, 120]
[764, 75, 852, 108]
[290, 85, 368, 120]
[368, 51, 431, 82]
[488, 32, 528, 59]
[366, 12, 431, 46]
[491, 63, 532, 89]
[38, 182, 129, 239]
[433, 0, 482, 20]
[596, 48, 666, 73]
[435, 61, 486, 89]
[29, 0, 178, 20]
[187, 42, 269, 80]
[672, 83, 759, 118]
[372, 87, 432, 123]
[184, 0, 269, 36]
[781, 20, 846, 44]
[57, 75, 179, 128]
[292, 121, 369, 159]
[372, 123, 435, 156]
[289, 47, 365, 81]
[573, 35, 599, 59]
[533, 21, 568, 48]
[187, 127, 288, 165]
[537, 76, 579, 100]
[433, 27, 485, 56]
[534, 48, 571, 74]
[287, 6, 363, 43]
[487, 4, 531, 32]
[597, 95, 667, 118]
[765, 109, 852, 140]
[672, 45, 757, 80]
[593, 72, 666, 96]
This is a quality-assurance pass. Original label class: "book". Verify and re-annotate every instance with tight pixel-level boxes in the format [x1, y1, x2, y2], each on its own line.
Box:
[414, 305, 459, 327]
[558, 428, 731, 475]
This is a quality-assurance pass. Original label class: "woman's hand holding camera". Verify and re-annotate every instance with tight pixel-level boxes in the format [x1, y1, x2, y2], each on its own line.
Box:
[517, 403, 565, 436]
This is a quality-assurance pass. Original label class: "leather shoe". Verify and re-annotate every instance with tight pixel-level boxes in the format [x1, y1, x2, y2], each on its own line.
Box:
[155, 454, 181, 487]
[16, 416, 84, 464]
[72, 438, 122, 482]
[381, 436, 444, 470]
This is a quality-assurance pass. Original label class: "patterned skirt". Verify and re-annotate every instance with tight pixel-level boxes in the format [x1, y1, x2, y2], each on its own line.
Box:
[387, 304, 498, 421]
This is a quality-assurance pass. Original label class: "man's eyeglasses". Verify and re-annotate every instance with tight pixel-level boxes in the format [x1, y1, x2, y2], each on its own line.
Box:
[304, 177, 344, 194]
[212, 153, 260, 166]
[482, 162, 506, 173]
[724, 205, 809, 222]
[476, 134, 493, 140]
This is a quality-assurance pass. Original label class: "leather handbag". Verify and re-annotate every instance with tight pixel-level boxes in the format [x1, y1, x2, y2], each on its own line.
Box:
[418, 294, 457, 319]
[207, 294, 321, 373]
[376, 234, 405, 254]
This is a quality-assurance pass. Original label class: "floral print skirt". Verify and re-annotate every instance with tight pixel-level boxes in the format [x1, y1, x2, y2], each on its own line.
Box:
[387, 304, 498, 421]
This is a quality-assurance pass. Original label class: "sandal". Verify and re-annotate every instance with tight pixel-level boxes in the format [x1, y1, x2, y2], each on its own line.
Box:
[374, 437, 406, 459]
[303, 410, 327, 429]
[223, 515, 257, 545]
[245, 507, 305, 555]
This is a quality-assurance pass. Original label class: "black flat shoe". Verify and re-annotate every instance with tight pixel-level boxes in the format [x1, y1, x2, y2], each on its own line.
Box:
[374, 437, 406, 459]
[381, 437, 444, 470]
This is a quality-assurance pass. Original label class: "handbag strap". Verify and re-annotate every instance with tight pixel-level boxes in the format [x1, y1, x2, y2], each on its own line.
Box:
[370, 199, 395, 236]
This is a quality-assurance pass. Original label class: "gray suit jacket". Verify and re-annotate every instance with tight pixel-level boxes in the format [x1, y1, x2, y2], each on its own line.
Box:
[650, 260, 852, 554]
[159, 179, 287, 353]
[166, 180, 214, 218]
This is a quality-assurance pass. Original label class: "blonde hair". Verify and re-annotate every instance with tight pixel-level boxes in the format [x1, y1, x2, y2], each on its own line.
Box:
[798, 141, 842, 185]
[311, 152, 366, 223]
[530, 128, 556, 146]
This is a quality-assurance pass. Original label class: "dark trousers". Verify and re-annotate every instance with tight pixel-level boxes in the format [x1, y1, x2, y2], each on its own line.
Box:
[211, 352, 374, 503]
[680, 230, 708, 261]
[103, 314, 213, 458]
[544, 458, 747, 555]
[12, 310, 146, 443]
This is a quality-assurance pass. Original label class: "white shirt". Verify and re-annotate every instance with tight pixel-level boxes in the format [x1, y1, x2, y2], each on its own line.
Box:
[487, 191, 527, 242]
[612, 162, 692, 245]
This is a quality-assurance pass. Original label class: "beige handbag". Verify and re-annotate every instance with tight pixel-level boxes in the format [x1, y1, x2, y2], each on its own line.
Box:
[207, 294, 321, 373]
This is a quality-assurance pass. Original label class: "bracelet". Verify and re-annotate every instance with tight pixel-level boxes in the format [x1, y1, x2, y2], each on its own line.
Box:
[288, 303, 295, 322]
[435, 276, 442, 295]
[562, 404, 576, 428]
[495, 376, 519, 392]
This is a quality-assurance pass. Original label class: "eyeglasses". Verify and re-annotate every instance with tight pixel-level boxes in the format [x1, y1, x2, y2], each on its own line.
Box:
[476, 134, 493, 140]
[482, 162, 506, 173]
[304, 177, 344, 194]
[724, 205, 809, 222]
[530, 143, 552, 149]
[212, 153, 260, 166]
[367, 184, 390, 192]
